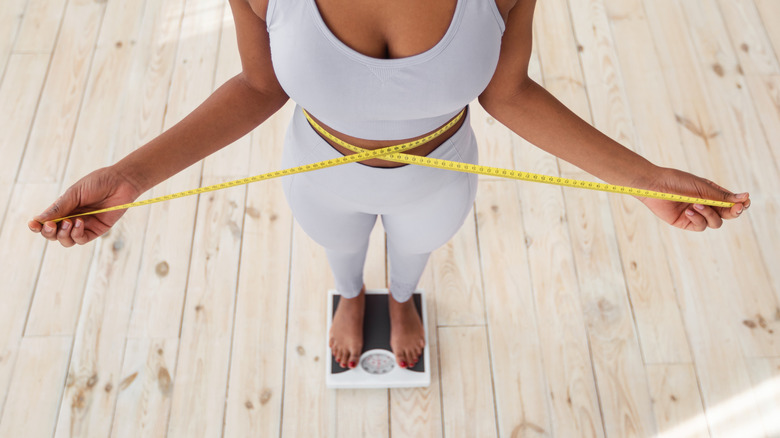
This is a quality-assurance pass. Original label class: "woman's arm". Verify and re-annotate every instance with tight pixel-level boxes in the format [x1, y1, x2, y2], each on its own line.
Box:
[30, 0, 288, 245]
[479, 0, 749, 231]
[480, 0, 657, 188]
[116, 0, 288, 193]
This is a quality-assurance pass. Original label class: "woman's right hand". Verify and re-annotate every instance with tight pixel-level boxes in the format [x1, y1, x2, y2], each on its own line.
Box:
[28, 166, 144, 247]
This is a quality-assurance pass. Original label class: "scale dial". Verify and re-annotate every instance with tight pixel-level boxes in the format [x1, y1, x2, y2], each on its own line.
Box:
[360, 350, 396, 375]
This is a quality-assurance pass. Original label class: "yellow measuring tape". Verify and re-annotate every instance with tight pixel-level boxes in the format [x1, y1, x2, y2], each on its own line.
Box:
[51, 107, 732, 223]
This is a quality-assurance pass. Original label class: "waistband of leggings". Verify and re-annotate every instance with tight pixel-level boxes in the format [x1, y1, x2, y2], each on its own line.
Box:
[291, 104, 474, 178]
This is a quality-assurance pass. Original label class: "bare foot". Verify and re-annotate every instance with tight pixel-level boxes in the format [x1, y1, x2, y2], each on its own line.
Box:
[388, 293, 426, 368]
[329, 285, 366, 369]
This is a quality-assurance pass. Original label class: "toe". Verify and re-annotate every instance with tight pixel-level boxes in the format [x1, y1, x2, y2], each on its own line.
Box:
[398, 352, 408, 368]
[394, 352, 404, 368]
[347, 350, 361, 369]
[408, 351, 418, 366]
[409, 349, 418, 366]
[333, 347, 343, 367]
[402, 352, 412, 368]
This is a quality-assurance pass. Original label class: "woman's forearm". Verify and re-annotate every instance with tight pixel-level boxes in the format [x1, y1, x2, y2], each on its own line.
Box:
[114, 73, 289, 193]
[480, 79, 658, 188]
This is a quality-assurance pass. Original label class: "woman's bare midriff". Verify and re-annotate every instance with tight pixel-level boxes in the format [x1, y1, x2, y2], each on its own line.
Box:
[306, 108, 468, 168]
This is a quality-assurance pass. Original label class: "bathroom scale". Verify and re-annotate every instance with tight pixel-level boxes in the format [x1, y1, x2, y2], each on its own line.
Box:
[326, 289, 430, 389]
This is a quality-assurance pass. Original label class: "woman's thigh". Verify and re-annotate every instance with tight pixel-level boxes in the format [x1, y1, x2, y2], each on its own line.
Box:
[283, 172, 378, 252]
[381, 171, 478, 255]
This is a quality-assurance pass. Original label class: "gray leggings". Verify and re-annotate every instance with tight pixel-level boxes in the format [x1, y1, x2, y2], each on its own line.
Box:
[281, 105, 478, 303]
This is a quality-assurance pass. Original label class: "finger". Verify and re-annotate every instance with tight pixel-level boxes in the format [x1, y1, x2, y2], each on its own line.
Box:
[71, 219, 89, 245]
[727, 202, 745, 218]
[684, 208, 707, 232]
[693, 204, 723, 229]
[28, 220, 43, 233]
[56, 220, 76, 248]
[706, 192, 748, 219]
[734, 192, 750, 210]
[40, 221, 59, 241]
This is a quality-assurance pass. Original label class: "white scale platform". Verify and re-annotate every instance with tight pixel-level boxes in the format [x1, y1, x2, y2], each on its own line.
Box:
[326, 289, 430, 389]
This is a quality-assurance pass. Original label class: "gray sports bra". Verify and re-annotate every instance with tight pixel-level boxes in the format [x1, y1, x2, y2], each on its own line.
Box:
[266, 0, 506, 140]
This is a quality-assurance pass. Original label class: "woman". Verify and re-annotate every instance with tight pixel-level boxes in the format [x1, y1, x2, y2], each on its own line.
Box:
[28, 0, 750, 372]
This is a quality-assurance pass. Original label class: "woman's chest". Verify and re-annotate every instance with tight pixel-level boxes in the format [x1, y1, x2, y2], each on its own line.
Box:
[251, 0, 512, 60]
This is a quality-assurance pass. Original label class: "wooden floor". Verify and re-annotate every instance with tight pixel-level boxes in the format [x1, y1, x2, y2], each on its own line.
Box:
[1, 0, 779, 436]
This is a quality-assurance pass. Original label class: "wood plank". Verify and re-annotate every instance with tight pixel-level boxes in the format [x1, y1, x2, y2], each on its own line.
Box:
[675, 0, 780, 181]
[390, 263, 444, 438]
[99, 0, 182, 336]
[475, 181, 556, 437]
[517, 181, 605, 436]
[26, 0, 173, 337]
[0, 336, 71, 437]
[0, 182, 59, 418]
[107, 0, 188, 433]
[110, 338, 178, 437]
[164, 181, 245, 437]
[613, 2, 773, 395]
[0, 191, 10, 245]
[715, 0, 779, 75]
[655, 231, 768, 437]
[43, 1, 182, 436]
[746, 75, 780, 178]
[13, 0, 67, 54]
[745, 358, 780, 437]
[645, 0, 780, 356]
[676, 0, 780, 302]
[0, 53, 49, 228]
[603, 0, 747, 364]
[281, 222, 337, 437]
[646, 364, 709, 438]
[542, 0, 692, 366]
[533, 3, 661, 433]
[716, 0, 780, 266]
[439, 326, 497, 438]
[0, 0, 66, 223]
[560, 179, 657, 437]
[222, 104, 294, 438]
[50, 188, 149, 436]
[16, 0, 107, 183]
[754, 0, 780, 63]
[564, 1, 663, 435]
[575, 2, 774, 437]
[0, 0, 26, 76]
[502, 4, 612, 417]
[168, 181, 246, 436]
[166, 4, 248, 434]
[125, 0, 224, 341]
[430, 197, 485, 326]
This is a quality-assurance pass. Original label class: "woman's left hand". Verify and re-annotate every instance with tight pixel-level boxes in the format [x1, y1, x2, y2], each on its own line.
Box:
[636, 167, 751, 232]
